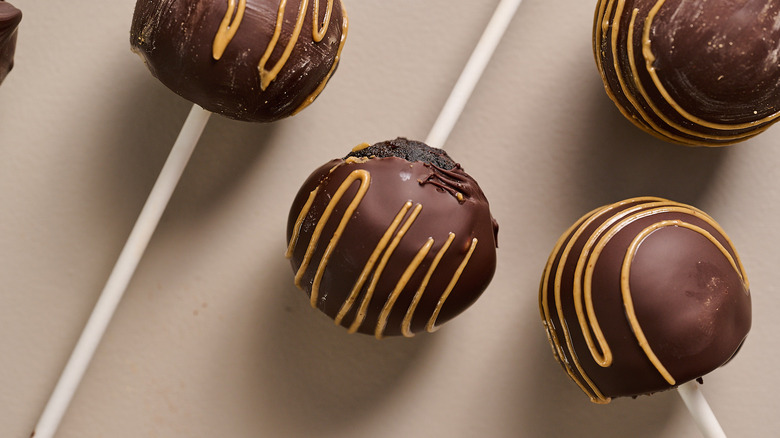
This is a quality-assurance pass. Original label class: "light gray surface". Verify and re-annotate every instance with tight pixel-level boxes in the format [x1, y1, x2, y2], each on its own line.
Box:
[1, 1, 776, 437]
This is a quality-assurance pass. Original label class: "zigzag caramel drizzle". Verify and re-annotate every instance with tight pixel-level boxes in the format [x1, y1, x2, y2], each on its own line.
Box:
[286, 159, 478, 339]
[539, 197, 749, 403]
[593, 0, 780, 145]
[212, 0, 347, 112]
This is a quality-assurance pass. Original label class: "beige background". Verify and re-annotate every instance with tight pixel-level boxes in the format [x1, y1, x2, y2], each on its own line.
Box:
[1, 1, 777, 437]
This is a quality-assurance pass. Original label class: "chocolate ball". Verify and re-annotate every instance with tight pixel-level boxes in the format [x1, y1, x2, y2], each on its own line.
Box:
[0, 0, 21, 86]
[594, 0, 780, 145]
[286, 138, 499, 338]
[130, 0, 348, 122]
[540, 197, 751, 402]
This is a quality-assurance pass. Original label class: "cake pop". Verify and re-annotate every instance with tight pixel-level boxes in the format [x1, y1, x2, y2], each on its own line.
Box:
[540, 197, 751, 402]
[0, 0, 21, 86]
[594, 0, 780, 145]
[130, 0, 348, 122]
[287, 138, 499, 338]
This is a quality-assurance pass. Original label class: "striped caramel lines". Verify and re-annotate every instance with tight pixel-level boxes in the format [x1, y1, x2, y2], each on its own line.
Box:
[286, 161, 478, 339]
[212, 0, 348, 110]
[540, 197, 748, 403]
[594, 0, 777, 145]
[594, 0, 699, 146]
[593, 0, 661, 142]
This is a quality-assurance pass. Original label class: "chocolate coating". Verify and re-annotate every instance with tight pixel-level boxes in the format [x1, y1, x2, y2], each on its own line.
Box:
[0, 1, 21, 86]
[540, 197, 751, 402]
[286, 138, 499, 338]
[594, 0, 780, 145]
[130, 0, 347, 122]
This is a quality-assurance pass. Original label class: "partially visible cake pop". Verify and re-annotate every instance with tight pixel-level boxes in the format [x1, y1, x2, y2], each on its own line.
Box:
[594, 0, 780, 145]
[540, 197, 751, 402]
[130, 0, 348, 122]
[0, 0, 21, 86]
[286, 138, 499, 338]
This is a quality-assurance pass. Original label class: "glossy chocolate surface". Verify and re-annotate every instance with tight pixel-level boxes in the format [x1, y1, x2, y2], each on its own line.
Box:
[130, 0, 347, 122]
[286, 138, 498, 338]
[594, 0, 780, 145]
[540, 197, 751, 402]
[0, 1, 21, 86]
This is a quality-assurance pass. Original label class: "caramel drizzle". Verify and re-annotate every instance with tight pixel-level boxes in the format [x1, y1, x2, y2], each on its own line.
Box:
[334, 202, 418, 328]
[349, 203, 424, 336]
[212, 0, 347, 96]
[213, 0, 246, 60]
[285, 186, 319, 260]
[376, 237, 435, 337]
[539, 208, 601, 400]
[540, 197, 749, 403]
[425, 237, 478, 334]
[288, 169, 370, 305]
[291, 7, 348, 115]
[610, 1, 701, 145]
[312, 0, 333, 41]
[593, 0, 777, 145]
[259, 0, 310, 90]
[540, 200, 643, 404]
[287, 163, 478, 338]
[594, 0, 696, 145]
[593, 0, 658, 140]
[641, 0, 780, 132]
[402, 233, 456, 337]
[618, 219, 744, 384]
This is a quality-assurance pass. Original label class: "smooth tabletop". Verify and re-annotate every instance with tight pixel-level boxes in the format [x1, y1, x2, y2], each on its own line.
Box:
[1, 1, 777, 437]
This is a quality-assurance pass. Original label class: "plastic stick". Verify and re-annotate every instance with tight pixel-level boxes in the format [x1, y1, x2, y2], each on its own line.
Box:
[677, 380, 728, 438]
[33, 0, 525, 434]
[33, 104, 212, 438]
[425, 0, 524, 148]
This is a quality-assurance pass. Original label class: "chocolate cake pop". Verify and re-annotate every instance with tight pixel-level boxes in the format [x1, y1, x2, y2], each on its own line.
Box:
[130, 0, 348, 122]
[594, 0, 780, 146]
[286, 138, 499, 338]
[540, 197, 751, 402]
[0, 0, 21, 86]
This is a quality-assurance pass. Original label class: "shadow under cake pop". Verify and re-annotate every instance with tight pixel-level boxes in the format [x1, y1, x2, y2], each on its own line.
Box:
[99, 70, 278, 236]
[160, 114, 279, 219]
[573, 81, 732, 210]
[511, 330, 676, 438]
[92, 73, 192, 230]
[253, 255, 435, 435]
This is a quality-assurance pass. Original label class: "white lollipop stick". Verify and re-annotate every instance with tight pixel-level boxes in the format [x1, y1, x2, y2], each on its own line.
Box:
[34, 0, 524, 435]
[677, 380, 728, 438]
[426, 0, 524, 148]
[33, 104, 212, 438]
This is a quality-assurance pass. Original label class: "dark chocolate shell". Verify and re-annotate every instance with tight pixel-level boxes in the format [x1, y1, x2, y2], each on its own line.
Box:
[594, 0, 780, 145]
[540, 197, 751, 402]
[130, 0, 347, 122]
[286, 139, 499, 338]
[0, 1, 21, 86]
